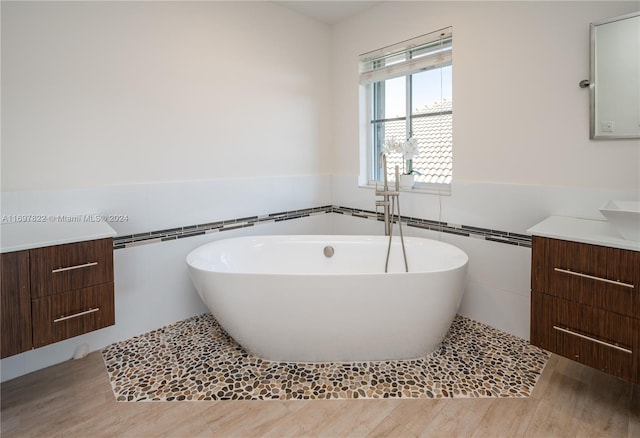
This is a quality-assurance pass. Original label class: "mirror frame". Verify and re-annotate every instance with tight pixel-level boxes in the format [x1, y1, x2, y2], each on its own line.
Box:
[589, 11, 640, 140]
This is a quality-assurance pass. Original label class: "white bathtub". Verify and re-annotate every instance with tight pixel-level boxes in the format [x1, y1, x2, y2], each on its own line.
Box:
[186, 235, 468, 362]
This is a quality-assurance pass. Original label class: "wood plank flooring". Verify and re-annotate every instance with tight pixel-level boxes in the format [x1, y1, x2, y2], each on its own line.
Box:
[1, 352, 638, 437]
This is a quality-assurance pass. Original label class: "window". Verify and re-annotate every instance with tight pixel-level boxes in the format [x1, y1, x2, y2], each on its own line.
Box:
[360, 28, 453, 191]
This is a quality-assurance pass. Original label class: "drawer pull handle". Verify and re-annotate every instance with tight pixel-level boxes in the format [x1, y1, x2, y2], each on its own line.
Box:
[52, 262, 98, 273]
[553, 325, 632, 354]
[554, 268, 634, 289]
[54, 308, 99, 323]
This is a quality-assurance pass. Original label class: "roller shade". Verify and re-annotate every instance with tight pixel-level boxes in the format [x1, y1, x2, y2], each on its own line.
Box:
[359, 27, 452, 84]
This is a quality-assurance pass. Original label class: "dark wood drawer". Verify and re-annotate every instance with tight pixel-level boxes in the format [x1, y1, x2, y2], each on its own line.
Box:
[30, 238, 113, 298]
[1, 251, 32, 358]
[31, 282, 115, 348]
[531, 236, 640, 317]
[531, 292, 639, 383]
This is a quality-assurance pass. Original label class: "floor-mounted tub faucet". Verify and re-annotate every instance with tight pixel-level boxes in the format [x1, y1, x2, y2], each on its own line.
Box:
[375, 153, 408, 273]
[375, 153, 395, 236]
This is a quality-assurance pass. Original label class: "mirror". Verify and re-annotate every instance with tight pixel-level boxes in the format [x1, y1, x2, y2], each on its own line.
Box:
[588, 11, 640, 139]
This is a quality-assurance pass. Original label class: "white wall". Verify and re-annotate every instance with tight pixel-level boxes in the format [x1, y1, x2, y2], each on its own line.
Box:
[330, 1, 640, 338]
[0, 1, 334, 381]
[1, 1, 332, 190]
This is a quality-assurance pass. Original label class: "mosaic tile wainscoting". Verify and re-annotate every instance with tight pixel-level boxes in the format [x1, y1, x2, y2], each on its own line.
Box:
[102, 314, 549, 402]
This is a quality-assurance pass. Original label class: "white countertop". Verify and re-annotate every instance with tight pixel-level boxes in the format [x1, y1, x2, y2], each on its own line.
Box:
[528, 215, 640, 252]
[1, 221, 117, 253]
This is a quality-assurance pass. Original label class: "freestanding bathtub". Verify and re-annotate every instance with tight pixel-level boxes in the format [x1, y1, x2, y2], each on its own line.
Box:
[186, 235, 468, 362]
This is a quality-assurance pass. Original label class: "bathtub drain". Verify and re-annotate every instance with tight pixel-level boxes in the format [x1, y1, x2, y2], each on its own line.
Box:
[323, 246, 335, 258]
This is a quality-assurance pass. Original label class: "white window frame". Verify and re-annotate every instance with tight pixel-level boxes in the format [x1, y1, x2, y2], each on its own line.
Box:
[359, 28, 453, 195]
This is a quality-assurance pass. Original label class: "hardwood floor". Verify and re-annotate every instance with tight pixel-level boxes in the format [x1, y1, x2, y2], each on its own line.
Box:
[1, 352, 638, 437]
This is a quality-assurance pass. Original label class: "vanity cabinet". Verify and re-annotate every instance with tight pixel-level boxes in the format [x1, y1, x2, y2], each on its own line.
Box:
[1, 237, 115, 358]
[530, 236, 640, 384]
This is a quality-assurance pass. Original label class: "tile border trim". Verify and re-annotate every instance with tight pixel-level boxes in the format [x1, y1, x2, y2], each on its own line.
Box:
[333, 206, 532, 248]
[112, 205, 531, 250]
[112, 206, 333, 249]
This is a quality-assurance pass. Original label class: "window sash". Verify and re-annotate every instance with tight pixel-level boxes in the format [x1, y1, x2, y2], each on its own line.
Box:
[369, 63, 452, 178]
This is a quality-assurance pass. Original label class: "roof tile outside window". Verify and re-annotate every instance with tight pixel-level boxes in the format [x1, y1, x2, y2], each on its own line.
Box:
[383, 100, 452, 184]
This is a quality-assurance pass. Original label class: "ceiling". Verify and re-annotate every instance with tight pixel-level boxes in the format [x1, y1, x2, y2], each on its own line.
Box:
[274, 1, 383, 25]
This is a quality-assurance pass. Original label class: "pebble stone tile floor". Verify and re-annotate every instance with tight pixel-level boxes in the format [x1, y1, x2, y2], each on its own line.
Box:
[102, 314, 549, 402]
